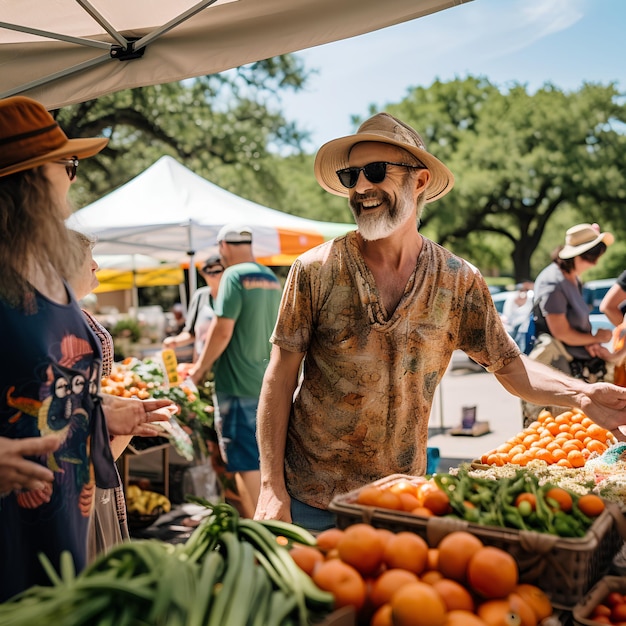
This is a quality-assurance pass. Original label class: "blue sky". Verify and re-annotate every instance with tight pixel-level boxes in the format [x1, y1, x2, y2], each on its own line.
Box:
[278, 0, 626, 150]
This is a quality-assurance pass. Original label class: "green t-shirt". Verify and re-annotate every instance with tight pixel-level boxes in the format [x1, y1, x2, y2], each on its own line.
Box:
[214, 262, 282, 397]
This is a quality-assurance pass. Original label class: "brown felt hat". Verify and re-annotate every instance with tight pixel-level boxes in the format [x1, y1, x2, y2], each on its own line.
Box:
[0, 96, 108, 178]
[314, 112, 454, 203]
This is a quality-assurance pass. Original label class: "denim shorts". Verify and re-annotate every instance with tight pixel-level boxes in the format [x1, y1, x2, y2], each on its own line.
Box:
[214, 393, 260, 472]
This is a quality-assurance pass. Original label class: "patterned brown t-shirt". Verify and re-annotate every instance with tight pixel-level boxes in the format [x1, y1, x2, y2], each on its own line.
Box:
[271, 231, 520, 509]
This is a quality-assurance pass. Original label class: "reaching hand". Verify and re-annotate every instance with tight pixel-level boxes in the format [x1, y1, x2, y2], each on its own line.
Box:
[101, 394, 178, 437]
[0, 435, 60, 495]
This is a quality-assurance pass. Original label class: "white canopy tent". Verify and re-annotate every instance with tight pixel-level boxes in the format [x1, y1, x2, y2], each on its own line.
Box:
[67, 155, 355, 294]
[0, 0, 472, 108]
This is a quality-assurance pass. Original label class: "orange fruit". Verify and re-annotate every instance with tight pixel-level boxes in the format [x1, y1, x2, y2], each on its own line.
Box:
[437, 531, 484, 583]
[513, 584, 552, 620]
[421, 570, 444, 584]
[382, 531, 429, 574]
[312, 558, 367, 611]
[426, 547, 439, 571]
[390, 479, 419, 496]
[316, 527, 344, 554]
[477, 599, 523, 626]
[545, 422, 560, 436]
[390, 581, 447, 626]
[467, 546, 519, 599]
[566, 449, 585, 468]
[554, 411, 574, 424]
[336, 523, 385, 576]
[586, 423, 606, 438]
[586, 440, 608, 454]
[369, 568, 419, 608]
[289, 544, 324, 576]
[533, 449, 555, 464]
[577, 493, 606, 517]
[544, 487, 573, 512]
[411, 506, 435, 517]
[370, 603, 393, 626]
[376, 527, 395, 549]
[357, 486, 383, 506]
[444, 609, 489, 626]
[432, 577, 475, 612]
[374, 489, 403, 511]
[562, 439, 583, 452]
[398, 492, 421, 512]
[422, 489, 451, 515]
[507, 593, 538, 626]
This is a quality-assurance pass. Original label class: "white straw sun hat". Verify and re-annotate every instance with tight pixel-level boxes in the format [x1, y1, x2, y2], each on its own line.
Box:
[558, 223, 614, 259]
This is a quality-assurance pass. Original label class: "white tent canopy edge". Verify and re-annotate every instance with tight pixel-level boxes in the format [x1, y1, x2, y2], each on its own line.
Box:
[0, 0, 472, 109]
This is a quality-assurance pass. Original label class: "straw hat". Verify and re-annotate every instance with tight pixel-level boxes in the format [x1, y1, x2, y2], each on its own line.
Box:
[558, 223, 614, 259]
[314, 112, 454, 203]
[0, 96, 108, 178]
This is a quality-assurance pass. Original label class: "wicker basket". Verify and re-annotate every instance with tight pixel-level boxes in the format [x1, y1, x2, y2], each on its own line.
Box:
[328, 474, 624, 609]
[572, 576, 626, 625]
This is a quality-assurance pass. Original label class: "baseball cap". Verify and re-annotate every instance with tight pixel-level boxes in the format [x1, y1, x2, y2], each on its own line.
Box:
[217, 224, 253, 244]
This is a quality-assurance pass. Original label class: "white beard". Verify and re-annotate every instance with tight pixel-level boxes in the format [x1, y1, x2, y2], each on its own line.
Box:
[351, 186, 416, 241]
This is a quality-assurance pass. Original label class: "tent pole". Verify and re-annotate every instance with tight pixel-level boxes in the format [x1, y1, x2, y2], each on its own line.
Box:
[186, 218, 197, 300]
[131, 254, 139, 318]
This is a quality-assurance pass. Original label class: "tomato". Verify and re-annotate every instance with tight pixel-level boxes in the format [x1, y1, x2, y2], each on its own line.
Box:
[612, 603, 626, 622]
[607, 592, 625, 607]
[514, 492, 536, 511]
[592, 603, 612, 618]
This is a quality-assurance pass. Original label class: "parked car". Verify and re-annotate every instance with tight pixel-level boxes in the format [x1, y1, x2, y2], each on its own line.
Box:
[582, 278, 617, 314]
[590, 312, 614, 350]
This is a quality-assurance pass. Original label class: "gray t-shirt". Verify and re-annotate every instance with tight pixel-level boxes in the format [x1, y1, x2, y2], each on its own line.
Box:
[533, 262, 591, 360]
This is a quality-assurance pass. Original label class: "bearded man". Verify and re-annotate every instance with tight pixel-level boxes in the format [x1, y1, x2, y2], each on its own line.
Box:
[253, 112, 626, 531]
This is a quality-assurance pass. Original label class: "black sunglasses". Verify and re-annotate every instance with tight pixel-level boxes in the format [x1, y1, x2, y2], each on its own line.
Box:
[203, 267, 224, 276]
[55, 156, 79, 181]
[336, 161, 424, 189]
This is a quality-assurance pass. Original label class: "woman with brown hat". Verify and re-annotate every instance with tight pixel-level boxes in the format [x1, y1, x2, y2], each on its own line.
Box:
[0, 96, 176, 601]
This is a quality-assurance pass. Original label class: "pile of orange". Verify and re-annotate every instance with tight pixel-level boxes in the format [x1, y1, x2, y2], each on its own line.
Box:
[480, 408, 616, 468]
[291, 525, 553, 626]
[354, 477, 452, 517]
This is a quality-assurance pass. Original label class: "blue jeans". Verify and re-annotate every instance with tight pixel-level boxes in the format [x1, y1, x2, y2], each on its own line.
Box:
[290, 497, 337, 532]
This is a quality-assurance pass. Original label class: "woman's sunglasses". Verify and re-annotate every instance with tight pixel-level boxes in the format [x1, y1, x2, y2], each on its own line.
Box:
[336, 161, 424, 189]
[55, 156, 79, 181]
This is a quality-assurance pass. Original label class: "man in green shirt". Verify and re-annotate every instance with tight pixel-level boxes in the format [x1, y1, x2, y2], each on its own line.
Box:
[189, 225, 282, 516]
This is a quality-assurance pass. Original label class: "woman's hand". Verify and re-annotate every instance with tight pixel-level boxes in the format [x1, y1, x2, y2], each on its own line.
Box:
[101, 394, 178, 437]
[0, 435, 60, 495]
[593, 328, 613, 345]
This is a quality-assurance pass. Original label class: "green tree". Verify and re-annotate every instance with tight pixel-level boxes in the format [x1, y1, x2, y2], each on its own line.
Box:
[54, 56, 312, 210]
[269, 153, 353, 223]
[381, 77, 626, 281]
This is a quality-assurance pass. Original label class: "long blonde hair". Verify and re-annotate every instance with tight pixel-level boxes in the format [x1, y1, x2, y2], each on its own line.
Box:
[0, 167, 81, 307]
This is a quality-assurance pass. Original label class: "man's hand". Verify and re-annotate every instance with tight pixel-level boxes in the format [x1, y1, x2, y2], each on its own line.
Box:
[186, 365, 203, 387]
[254, 485, 292, 523]
[101, 394, 178, 437]
[0, 435, 60, 495]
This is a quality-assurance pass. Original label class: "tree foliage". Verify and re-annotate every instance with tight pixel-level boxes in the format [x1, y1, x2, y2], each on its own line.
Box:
[380, 77, 626, 280]
[55, 68, 626, 282]
[55, 56, 312, 210]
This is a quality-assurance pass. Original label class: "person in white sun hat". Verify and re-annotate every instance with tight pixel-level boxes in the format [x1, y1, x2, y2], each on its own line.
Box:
[253, 112, 626, 532]
[522, 223, 621, 425]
